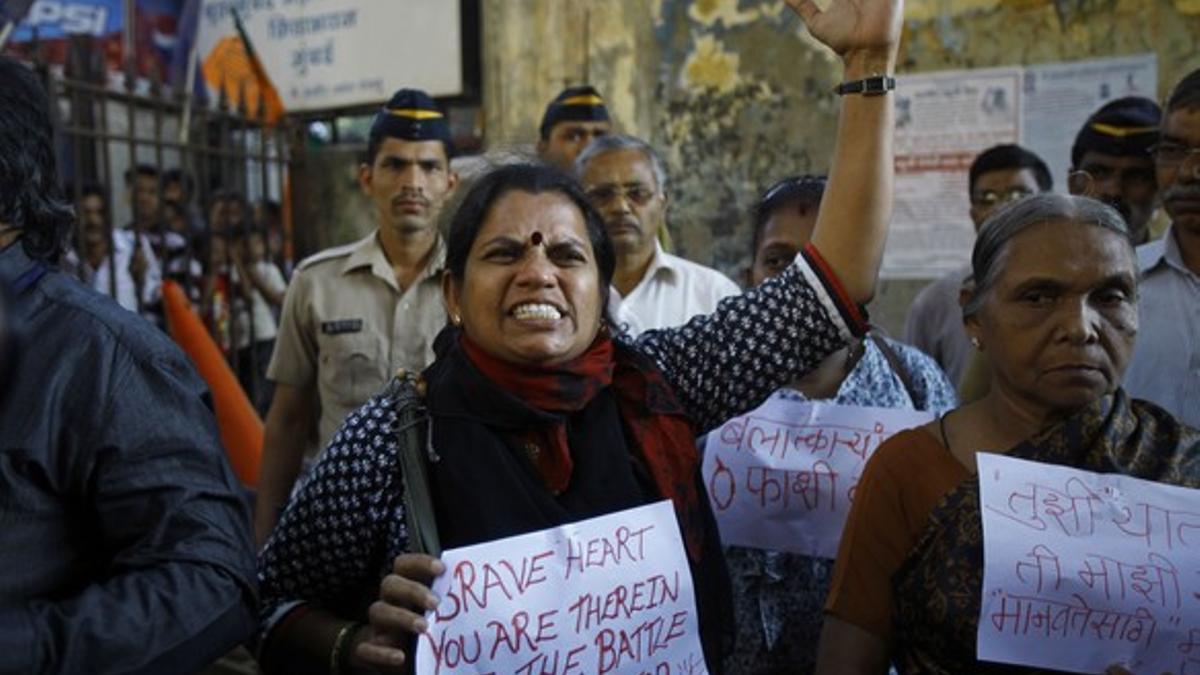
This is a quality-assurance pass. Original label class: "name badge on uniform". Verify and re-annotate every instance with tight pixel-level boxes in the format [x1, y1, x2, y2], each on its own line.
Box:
[321, 319, 363, 335]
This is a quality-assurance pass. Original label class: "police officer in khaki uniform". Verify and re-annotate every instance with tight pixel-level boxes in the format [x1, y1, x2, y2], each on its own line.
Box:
[255, 89, 458, 544]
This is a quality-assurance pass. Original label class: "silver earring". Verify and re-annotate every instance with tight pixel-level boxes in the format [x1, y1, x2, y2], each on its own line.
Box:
[451, 314, 462, 326]
[970, 336, 981, 349]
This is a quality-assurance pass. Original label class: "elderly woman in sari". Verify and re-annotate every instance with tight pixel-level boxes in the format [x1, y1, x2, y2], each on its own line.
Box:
[816, 193, 1200, 674]
[255, 0, 904, 672]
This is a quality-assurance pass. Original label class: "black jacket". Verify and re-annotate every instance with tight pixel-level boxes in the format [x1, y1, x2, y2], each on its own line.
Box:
[0, 240, 258, 674]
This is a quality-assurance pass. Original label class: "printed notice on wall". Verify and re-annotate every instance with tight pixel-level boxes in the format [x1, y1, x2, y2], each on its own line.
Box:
[1022, 54, 1158, 204]
[702, 393, 934, 559]
[415, 500, 709, 675]
[885, 53, 1157, 280]
[976, 454, 1200, 674]
[888, 66, 1021, 278]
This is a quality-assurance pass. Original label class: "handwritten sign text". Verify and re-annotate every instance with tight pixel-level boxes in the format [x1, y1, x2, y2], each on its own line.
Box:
[702, 394, 933, 559]
[977, 454, 1200, 673]
[416, 501, 708, 675]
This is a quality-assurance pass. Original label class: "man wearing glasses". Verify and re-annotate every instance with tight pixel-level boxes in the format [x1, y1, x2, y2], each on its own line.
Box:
[1122, 69, 1200, 428]
[1066, 97, 1161, 245]
[905, 144, 1052, 387]
[576, 134, 740, 335]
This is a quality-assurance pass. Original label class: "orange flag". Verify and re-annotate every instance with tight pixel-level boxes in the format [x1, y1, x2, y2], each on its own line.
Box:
[162, 280, 263, 487]
[200, 10, 285, 124]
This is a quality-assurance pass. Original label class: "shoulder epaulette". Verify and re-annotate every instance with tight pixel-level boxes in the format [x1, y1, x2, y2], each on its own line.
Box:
[294, 239, 362, 272]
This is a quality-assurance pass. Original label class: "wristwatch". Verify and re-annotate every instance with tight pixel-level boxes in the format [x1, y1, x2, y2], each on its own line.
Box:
[834, 76, 896, 97]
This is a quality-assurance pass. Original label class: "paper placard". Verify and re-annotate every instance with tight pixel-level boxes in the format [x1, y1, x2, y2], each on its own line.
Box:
[702, 394, 934, 559]
[415, 501, 708, 675]
[977, 453, 1200, 674]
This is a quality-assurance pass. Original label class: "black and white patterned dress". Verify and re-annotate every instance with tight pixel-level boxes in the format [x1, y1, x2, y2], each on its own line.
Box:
[257, 250, 864, 649]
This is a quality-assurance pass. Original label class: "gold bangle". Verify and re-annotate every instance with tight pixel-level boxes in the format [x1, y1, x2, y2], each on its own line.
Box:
[329, 621, 361, 675]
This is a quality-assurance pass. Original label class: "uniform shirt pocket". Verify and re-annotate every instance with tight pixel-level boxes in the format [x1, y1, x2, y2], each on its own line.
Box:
[318, 332, 387, 408]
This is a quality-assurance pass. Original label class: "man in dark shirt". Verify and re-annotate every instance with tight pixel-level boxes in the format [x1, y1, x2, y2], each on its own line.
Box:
[0, 56, 258, 674]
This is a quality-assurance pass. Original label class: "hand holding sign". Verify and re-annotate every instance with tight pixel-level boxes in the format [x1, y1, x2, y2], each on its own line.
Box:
[353, 553, 446, 672]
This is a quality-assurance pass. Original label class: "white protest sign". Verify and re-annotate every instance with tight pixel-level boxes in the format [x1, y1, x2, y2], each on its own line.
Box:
[977, 453, 1200, 674]
[415, 500, 709, 675]
[703, 394, 934, 559]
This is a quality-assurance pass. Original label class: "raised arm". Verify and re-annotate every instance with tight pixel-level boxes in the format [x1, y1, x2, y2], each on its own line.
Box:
[792, 0, 902, 303]
[634, 0, 903, 429]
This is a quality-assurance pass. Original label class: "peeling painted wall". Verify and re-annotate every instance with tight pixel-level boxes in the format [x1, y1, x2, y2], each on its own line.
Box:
[482, 0, 1200, 333]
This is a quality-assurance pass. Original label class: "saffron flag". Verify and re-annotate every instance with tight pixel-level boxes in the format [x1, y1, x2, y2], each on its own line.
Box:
[201, 8, 283, 124]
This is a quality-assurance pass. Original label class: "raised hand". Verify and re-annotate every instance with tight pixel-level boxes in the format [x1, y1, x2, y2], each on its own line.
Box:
[784, 0, 903, 65]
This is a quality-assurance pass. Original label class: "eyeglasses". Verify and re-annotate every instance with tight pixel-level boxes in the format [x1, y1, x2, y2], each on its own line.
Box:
[971, 187, 1034, 208]
[1067, 166, 1156, 196]
[1150, 141, 1200, 167]
[584, 184, 658, 206]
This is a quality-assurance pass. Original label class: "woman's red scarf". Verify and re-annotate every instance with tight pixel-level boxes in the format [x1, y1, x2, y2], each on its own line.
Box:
[460, 332, 707, 559]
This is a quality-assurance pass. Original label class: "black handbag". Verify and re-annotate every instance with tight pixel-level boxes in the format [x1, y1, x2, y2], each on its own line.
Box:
[392, 373, 442, 557]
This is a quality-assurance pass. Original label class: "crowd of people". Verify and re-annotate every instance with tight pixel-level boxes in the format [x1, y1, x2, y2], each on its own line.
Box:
[59, 164, 290, 414]
[0, 0, 1197, 673]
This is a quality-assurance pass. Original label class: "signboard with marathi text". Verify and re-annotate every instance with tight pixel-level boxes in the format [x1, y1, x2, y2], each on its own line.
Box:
[415, 501, 709, 675]
[888, 65, 1021, 278]
[977, 453, 1200, 674]
[702, 393, 934, 559]
[195, 0, 462, 112]
[886, 53, 1157, 280]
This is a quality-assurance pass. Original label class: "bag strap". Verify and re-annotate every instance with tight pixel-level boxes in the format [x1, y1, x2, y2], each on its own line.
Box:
[392, 373, 442, 558]
[868, 331, 921, 407]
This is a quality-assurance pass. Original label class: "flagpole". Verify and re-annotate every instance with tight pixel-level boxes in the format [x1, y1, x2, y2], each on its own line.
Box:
[123, 0, 135, 71]
[179, 30, 200, 144]
[0, 21, 15, 51]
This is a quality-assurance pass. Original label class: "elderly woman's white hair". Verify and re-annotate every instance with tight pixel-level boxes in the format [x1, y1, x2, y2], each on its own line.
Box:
[962, 193, 1134, 318]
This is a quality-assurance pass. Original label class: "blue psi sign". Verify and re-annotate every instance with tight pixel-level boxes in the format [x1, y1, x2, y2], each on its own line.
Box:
[11, 0, 123, 40]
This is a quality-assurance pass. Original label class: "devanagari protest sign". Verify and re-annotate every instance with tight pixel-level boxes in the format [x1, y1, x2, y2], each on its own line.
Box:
[977, 454, 1200, 674]
[415, 501, 709, 675]
[702, 394, 934, 559]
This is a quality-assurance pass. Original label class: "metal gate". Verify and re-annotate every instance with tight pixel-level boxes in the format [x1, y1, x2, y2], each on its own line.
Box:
[29, 38, 297, 410]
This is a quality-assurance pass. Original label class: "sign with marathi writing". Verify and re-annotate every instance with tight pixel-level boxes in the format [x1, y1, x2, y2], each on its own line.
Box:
[977, 454, 1200, 674]
[884, 53, 1157, 280]
[196, 0, 463, 111]
[888, 65, 1021, 279]
[702, 394, 934, 559]
[415, 501, 709, 675]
